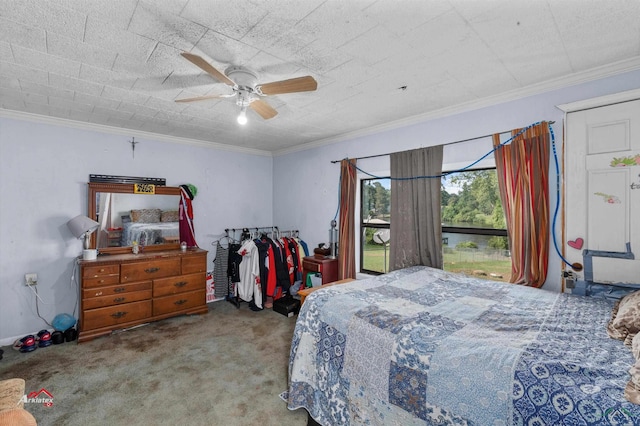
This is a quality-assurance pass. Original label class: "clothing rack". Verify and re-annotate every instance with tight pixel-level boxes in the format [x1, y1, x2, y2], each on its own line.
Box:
[216, 227, 300, 242]
[212, 226, 301, 309]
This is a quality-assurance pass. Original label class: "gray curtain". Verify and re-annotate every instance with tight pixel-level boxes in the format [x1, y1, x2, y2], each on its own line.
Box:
[389, 146, 444, 271]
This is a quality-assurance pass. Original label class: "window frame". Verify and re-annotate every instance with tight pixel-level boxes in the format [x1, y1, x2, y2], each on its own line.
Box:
[359, 167, 508, 275]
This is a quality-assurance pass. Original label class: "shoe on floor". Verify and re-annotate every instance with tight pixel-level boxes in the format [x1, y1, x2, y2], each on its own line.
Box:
[13, 335, 37, 353]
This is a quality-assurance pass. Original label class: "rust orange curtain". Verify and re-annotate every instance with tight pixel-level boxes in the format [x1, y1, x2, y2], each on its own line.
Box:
[338, 159, 357, 280]
[493, 122, 550, 288]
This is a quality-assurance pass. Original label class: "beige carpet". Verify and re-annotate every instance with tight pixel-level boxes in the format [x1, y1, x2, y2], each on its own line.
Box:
[0, 301, 308, 426]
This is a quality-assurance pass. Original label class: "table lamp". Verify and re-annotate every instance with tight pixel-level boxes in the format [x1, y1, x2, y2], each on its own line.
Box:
[67, 215, 100, 260]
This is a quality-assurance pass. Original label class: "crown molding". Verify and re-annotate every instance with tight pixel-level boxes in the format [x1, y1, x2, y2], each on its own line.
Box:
[274, 56, 640, 157]
[0, 109, 273, 157]
[556, 87, 640, 113]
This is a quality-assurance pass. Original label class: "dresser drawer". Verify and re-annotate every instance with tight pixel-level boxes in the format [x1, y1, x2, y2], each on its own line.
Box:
[83, 264, 120, 288]
[83, 264, 120, 278]
[153, 273, 204, 297]
[83, 274, 121, 288]
[153, 289, 205, 316]
[302, 259, 322, 273]
[83, 281, 152, 299]
[121, 258, 181, 283]
[83, 289, 152, 310]
[82, 300, 152, 330]
[182, 254, 207, 274]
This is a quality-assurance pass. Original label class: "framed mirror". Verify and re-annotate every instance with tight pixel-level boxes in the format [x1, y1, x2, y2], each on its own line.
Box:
[88, 182, 181, 254]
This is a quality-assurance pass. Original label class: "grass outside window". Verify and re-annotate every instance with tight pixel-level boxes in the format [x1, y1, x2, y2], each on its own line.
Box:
[363, 242, 511, 281]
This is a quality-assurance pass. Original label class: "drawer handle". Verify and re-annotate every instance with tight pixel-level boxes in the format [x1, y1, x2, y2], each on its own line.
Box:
[174, 299, 188, 306]
[145, 267, 160, 274]
[113, 297, 126, 303]
[114, 287, 126, 293]
[94, 291, 103, 297]
[174, 281, 187, 288]
[110, 311, 127, 319]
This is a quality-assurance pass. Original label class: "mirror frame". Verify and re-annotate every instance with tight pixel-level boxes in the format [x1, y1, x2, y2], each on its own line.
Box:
[88, 182, 181, 254]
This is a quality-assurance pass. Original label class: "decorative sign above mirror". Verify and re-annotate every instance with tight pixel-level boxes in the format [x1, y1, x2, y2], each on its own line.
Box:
[89, 174, 166, 185]
[134, 183, 156, 194]
[88, 180, 181, 254]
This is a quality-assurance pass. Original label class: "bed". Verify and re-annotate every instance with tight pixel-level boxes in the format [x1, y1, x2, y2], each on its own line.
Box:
[287, 266, 640, 425]
[120, 221, 179, 246]
[119, 209, 180, 246]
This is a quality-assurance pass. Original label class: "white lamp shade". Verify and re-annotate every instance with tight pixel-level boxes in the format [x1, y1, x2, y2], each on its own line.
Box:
[67, 215, 99, 239]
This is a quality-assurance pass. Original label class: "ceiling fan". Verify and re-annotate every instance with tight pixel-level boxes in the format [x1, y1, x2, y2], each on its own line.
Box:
[175, 52, 318, 124]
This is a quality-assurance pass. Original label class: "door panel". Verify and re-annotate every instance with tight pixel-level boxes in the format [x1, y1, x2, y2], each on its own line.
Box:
[565, 99, 640, 284]
[587, 170, 628, 252]
[588, 119, 629, 154]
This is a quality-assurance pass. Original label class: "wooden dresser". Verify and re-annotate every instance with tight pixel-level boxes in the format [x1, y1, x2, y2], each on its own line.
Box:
[78, 248, 208, 343]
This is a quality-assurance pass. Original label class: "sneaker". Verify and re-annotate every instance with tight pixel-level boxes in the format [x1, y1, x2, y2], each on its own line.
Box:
[13, 335, 37, 353]
[37, 330, 52, 347]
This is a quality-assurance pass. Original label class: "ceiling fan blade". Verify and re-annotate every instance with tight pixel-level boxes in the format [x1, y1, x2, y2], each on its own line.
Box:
[175, 93, 232, 103]
[259, 76, 317, 95]
[181, 52, 235, 86]
[250, 99, 278, 120]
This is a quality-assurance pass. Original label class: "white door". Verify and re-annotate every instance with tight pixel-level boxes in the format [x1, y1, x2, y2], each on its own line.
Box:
[565, 98, 640, 284]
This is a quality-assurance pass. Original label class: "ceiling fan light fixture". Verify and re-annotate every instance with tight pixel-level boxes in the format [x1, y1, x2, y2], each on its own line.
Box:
[237, 106, 248, 125]
[176, 53, 317, 122]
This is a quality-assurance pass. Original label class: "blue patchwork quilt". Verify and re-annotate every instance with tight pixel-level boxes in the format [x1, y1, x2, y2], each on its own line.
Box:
[287, 266, 640, 425]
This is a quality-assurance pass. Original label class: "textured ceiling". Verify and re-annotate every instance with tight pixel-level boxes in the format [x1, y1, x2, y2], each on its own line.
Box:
[1, 0, 640, 154]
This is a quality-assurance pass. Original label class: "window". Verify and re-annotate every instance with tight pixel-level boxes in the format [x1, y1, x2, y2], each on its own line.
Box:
[359, 170, 510, 281]
[361, 178, 390, 274]
[442, 169, 510, 281]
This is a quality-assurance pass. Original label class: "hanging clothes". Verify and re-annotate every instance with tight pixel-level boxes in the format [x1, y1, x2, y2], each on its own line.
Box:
[256, 237, 278, 298]
[179, 185, 198, 247]
[228, 243, 242, 283]
[295, 238, 306, 280]
[286, 237, 300, 280]
[279, 237, 295, 285]
[298, 238, 309, 257]
[219, 229, 305, 303]
[225, 242, 242, 307]
[213, 241, 230, 300]
[267, 238, 291, 296]
[254, 238, 273, 307]
[236, 239, 262, 309]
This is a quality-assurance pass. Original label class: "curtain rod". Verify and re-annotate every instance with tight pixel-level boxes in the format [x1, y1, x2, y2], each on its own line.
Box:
[330, 121, 555, 164]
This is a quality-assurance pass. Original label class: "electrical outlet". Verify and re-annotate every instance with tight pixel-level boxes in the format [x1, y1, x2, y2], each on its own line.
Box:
[25, 273, 38, 286]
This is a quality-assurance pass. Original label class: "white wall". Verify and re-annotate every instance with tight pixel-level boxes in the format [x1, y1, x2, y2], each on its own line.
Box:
[273, 69, 640, 293]
[0, 117, 273, 344]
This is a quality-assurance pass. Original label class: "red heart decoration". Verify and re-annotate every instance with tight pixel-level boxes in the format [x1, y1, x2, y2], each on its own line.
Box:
[568, 238, 584, 250]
